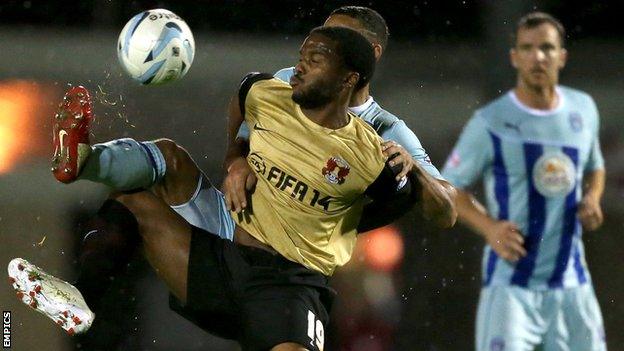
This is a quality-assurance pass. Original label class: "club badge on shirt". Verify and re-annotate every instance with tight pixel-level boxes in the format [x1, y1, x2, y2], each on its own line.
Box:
[322, 156, 350, 185]
[532, 151, 576, 198]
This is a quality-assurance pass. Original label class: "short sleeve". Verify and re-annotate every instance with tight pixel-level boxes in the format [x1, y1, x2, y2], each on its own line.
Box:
[236, 122, 250, 141]
[358, 162, 420, 232]
[232, 67, 296, 142]
[380, 120, 444, 180]
[584, 98, 605, 172]
[442, 113, 493, 189]
[238, 72, 274, 123]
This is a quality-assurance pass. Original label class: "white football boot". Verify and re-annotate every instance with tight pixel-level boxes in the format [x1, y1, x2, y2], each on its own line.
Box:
[7, 258, 95, 335]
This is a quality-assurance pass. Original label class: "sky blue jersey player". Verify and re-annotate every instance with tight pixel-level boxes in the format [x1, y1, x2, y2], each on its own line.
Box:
[442, 12, 606, 351]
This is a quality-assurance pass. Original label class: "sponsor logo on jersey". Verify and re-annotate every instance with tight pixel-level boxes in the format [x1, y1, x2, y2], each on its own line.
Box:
[504, 122, 521, 134]
[569, 112, 583, 132]
[253, 123, 272, 132]
[248, 152, 266, 175]
[266, 166, 334, 211]
[532, 151, 576, 197]
[322, 157, 350, 185]
[251, 153, 336, 211]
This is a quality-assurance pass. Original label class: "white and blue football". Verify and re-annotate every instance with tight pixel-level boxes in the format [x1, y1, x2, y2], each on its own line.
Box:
[117, 9, 195, 85]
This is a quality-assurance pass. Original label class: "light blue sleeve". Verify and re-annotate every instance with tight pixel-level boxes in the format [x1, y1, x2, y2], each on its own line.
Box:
[274, 67, 295, 83]
[236, 121, 250, 140]
[441, 113, 493, 189]
[235, 67, 296, 141]
[584, 98, 605, 172]
[380, 120, 444, 180]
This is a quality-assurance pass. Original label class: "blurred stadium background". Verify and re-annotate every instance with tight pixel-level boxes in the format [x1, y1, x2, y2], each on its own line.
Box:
[0, 1, 622, 350]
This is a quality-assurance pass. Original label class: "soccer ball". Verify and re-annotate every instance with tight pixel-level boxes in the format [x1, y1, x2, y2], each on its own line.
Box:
[117, 9, 195, 85]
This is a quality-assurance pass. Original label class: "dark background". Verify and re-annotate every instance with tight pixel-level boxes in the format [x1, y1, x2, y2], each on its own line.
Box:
[2, 1, 624, 39]
[0, 1, 622, 350]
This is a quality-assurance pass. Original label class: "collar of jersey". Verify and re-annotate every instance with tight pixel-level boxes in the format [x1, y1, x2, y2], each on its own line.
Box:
[348, 96, 375, 115]
[295, 104, 355, 134]
[508, 87, 565, 116]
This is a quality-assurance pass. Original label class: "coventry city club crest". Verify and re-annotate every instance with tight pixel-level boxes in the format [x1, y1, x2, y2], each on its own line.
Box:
[322, 156, 350, 185]
[532, 151, 576, 198]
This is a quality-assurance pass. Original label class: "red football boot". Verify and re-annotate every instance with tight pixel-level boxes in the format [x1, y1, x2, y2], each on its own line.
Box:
[51, 86, 94, 183]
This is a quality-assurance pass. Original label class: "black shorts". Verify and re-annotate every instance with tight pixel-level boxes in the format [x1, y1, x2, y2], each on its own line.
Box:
[170, 226, 335, 351]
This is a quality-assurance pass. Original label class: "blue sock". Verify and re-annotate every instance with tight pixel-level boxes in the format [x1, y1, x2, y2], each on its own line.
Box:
[79, 138, 166, 191]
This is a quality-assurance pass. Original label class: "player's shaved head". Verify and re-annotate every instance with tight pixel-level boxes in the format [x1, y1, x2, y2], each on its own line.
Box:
[309, 26, 375, 90]
[330, 6, 389, 50]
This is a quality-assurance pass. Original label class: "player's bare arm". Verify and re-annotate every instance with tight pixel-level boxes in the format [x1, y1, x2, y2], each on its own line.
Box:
[382, 140, 457, 229]
[455, 189, 527, 262]
[578, 168, 605, 231]
[222, 94, 257, 213]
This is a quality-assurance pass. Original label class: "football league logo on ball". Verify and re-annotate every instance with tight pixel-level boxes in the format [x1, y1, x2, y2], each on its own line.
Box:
[322, 157, 350, 185]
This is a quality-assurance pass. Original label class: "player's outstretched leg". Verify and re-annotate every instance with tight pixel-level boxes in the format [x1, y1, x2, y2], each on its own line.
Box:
[7, 258, 95, 335]
[50, 86, 166, 191]
[51, 86, 94, 183]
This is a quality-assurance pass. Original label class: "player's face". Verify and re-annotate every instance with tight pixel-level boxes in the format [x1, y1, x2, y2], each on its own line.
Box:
[291, 33, 346, 109]
[511, 23, 567, 89]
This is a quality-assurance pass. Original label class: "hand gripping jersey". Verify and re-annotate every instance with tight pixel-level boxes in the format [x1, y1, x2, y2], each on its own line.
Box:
[235, 74, 411, 276]
[443, 87, 604, 289]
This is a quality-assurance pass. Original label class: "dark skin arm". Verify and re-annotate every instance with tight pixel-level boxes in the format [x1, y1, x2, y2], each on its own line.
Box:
[381, 141, 457, 229]
[222, 94, 257, 213]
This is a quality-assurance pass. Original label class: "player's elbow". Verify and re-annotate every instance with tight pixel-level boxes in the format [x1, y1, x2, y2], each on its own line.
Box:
[425, 183, 458, 229]
[429, 205, 457, 229]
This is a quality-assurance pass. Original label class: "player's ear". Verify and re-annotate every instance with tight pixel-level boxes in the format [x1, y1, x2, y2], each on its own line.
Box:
[509, 48, 518, 68]
[344, 72, 359, 89]
[373, 44, 383, 62]
[558, 47, 568, 69]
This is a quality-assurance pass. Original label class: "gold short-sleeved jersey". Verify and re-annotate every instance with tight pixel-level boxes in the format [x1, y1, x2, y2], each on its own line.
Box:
[232, 76, 386, 276]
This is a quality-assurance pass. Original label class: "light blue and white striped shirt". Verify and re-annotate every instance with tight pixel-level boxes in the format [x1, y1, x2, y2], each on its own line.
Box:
[443, 86, 604, 290]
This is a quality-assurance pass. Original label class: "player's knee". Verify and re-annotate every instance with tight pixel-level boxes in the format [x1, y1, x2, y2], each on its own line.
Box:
[154, 138, 194, 175]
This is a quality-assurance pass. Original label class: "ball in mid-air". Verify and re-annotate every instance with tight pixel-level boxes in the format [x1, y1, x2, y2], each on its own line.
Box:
[117, 9, 195, 85]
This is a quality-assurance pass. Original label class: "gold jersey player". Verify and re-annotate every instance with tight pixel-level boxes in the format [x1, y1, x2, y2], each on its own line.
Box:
[9, 27, 421, 351]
